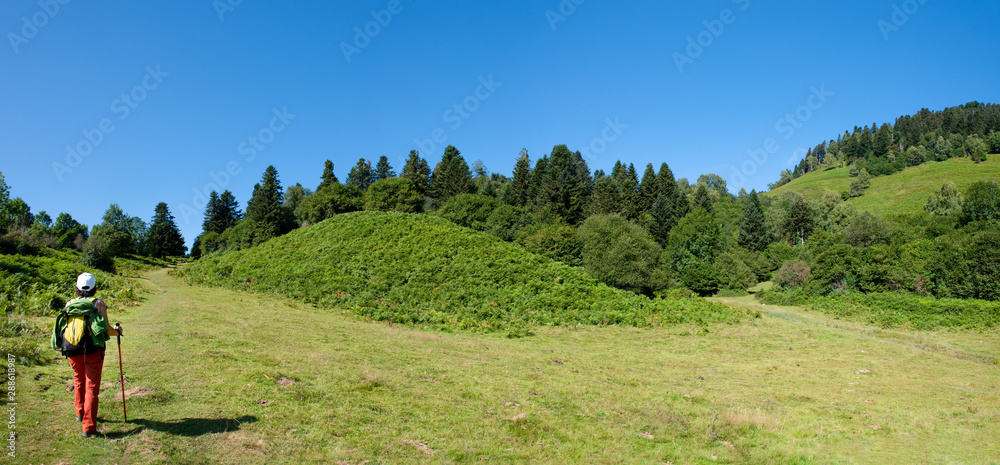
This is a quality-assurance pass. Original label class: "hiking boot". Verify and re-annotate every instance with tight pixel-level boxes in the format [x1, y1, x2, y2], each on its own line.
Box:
[76, 416, 82, 422]
[82, 432, 97, 438]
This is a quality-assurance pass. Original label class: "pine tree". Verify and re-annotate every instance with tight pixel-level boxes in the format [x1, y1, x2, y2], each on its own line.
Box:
[146, 202, 186, 258]
[648, 194, 672, 247]
[429, 145, 473, 201]
[202, 191, 222, 234]
[246, 165, 295, 236]
[346, 158, 374, 191]
[536, 144, 591, 224]
[638, 163, 658, 215]
[508, 149, 531, 206]
[402, 150, 431, 196]
[218, 190, 243, 230]
[374, 155, 395, 181]
[320, 160, 339, 188]
[737, 190, 770, 252]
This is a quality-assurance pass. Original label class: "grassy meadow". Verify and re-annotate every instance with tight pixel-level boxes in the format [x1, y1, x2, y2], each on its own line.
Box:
[765, 154, 999, 217]
[12, 268, 1000, 464]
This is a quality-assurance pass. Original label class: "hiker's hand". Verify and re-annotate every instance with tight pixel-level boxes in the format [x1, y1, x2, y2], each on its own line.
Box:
[115, 323, 123, 336]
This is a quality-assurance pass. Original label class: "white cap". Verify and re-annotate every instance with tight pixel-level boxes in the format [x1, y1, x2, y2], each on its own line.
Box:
[76, 273, 96, 291]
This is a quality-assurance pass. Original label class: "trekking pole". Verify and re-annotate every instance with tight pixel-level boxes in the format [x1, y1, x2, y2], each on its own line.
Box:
[114, 323, 128, 422]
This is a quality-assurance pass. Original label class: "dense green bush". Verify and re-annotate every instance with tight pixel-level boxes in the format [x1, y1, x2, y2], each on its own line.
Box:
[714, 252, 756, 290]
[178, 212, 754, 334]
[364, 177, 423, 213]
[678, 261, 719, 296]
[523, 224, 581, 266]
[435, 194, 498, 231]
[578, 214, 665, 294]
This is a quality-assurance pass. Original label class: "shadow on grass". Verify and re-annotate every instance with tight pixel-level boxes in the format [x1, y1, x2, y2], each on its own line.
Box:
[103, 415, 258, 439]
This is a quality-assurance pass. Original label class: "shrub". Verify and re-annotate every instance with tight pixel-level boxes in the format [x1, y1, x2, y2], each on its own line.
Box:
[364, 177, 423, 213]
[714, 252, 756, 290]
[485, 204, 529, 242]
[844, 212, 892, 248]
[679, 261, 719, 296]
[579, 214, 664, 294]
[523, 224, 582, 266]
[435, 194, 498, 231]
[774, 262, 810, 288]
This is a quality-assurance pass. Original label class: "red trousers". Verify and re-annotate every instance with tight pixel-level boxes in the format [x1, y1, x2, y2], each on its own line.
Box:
[67, 350, 104, 434]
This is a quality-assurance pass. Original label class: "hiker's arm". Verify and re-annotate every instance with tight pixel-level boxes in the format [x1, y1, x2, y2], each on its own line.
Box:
[98, 300, 121, 336]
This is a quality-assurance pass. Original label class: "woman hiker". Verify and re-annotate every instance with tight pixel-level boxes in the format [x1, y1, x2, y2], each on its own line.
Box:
[54, 273, 122, 437]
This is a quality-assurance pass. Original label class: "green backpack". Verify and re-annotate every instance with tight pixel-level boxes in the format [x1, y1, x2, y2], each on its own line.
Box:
[51, 298, 110, 356]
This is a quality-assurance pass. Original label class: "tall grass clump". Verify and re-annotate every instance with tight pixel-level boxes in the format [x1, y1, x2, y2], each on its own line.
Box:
[179, 212, 756, 335]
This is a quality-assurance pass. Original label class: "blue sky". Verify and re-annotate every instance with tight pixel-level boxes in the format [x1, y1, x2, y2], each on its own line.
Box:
[2, 0, 999, 250]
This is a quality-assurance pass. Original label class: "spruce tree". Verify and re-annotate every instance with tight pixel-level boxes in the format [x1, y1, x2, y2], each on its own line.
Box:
[537, 145, 591, 224]
[508, 149, 531, 206]
[429, 145, 473, 201]
[202, 191, 222, 234]
[218, 190, 243, 230]
[146, 202, 186, 258]
[402, 150, 431, 196]
[374, 155, 395, 181]
[737, 190, 770, 252]
[648, 194, 672, 247]
[246, 165, 295, 236]
[638, 163, 658, 214]
[320, 160, 339, 188]
[346, 158, 374, 191]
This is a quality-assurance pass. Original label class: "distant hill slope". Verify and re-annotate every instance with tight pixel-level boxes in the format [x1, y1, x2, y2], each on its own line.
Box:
[178, 211, 754, 334]
[765, 154, 998, 217]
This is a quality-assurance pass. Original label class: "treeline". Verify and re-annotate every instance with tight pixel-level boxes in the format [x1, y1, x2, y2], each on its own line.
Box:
[0, 171, 186, 271]
[773, 101, 1000, 195]
[189, 141, 999, 302]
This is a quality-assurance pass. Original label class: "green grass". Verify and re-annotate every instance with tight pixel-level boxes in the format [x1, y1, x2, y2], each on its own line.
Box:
[178, 211, 754, 335]
[13, 269, 1000, 464]
[766, 154, 999, 217]
[1, 249, 151, 365]
[760, 289, 1000, 331]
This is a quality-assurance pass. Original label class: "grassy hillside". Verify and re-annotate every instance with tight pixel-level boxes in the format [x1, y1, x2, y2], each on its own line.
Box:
[178, 211, 754, 335]
[765, 154, 999, 217]
[0, 248, 155, 364]
[16, 269, 1000, 464]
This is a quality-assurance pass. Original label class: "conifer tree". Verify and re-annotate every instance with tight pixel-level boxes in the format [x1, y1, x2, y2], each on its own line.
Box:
[320, 160, 339, 188]
[374, 155, 395, 181]
[246, 165, 295, 236]
[508, 149, 531, 206]
[346, 158, 374, 191]
[402, 150, 431, 196]
[202, 191, 222, 234]
[535, 144, 591, 224]
[429, 145, 473, 201]
[146, 202, 186, 258]
[638, 163, 658, 214]
[737, 190, 770, 252]
[218, 190, 243, 230]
